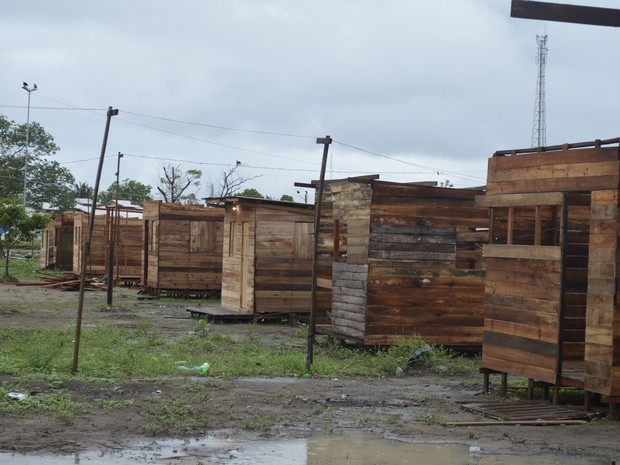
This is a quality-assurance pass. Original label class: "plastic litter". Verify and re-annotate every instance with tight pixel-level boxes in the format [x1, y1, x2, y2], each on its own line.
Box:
[176, 362, 210, 374]
[7, 392, 28, 401]
[406, 344, 432, 366]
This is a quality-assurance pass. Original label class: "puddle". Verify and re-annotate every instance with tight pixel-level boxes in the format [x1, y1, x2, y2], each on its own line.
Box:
[0, 432, 595, 464]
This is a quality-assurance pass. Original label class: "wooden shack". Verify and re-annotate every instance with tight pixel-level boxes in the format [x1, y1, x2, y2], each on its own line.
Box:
[73, 208, 144, 279]
[312, 176, 489, 349]
[142, 201, 225, 297]
[40, 214, 74, 270]
[205, 197, 315, 317]
[476, 139, 620, 404]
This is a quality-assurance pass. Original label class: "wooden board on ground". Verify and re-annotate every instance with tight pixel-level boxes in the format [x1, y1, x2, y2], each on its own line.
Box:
[460, 401, 591, 421]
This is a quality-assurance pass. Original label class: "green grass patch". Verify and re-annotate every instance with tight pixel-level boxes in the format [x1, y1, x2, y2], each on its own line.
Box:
[0, 321, 480, 380]
[0, 384, 81, 425]
[0, 249, 69, 282]
[143, 397, 210, 435]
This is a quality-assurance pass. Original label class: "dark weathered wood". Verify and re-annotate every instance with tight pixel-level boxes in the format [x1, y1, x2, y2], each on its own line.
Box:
[511, 0, 620, 28]
[315, 178, 488, 349]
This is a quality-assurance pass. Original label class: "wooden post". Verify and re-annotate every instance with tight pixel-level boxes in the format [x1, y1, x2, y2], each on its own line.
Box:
[306, 135, 332, 371]
[511, 1, 620, 28]
[73, 106, 118, 374]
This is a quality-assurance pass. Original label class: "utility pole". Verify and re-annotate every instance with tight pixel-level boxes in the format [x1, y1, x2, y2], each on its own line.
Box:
[531, 34, 548, 148]
[107, 152, 123, 305]
[306, 135, 332, 372]
[73, 107, 118, 374]
[21, 82, 37, 206]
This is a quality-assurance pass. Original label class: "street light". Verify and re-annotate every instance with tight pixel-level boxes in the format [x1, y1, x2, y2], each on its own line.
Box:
[21, 81, 38, 206]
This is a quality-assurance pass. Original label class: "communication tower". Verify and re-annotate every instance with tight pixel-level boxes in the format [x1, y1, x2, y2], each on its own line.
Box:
[531, 34, 548, 148]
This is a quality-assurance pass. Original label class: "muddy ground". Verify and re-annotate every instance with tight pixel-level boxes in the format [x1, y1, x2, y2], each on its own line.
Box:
[0, 284, 618, 463]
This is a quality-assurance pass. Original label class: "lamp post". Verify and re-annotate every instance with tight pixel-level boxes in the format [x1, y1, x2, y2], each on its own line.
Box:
[21, 82, 37, 206]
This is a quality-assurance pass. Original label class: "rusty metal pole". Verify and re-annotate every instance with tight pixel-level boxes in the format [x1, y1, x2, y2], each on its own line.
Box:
[72, 107, 118, 374]
[306, 135, 331, 372]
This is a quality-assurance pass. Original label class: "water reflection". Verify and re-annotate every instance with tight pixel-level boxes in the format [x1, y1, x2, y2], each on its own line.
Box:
[0, 431, 595, 464]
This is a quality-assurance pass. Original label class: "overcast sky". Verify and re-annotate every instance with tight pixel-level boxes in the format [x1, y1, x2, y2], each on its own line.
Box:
[2, 0, 619, 203]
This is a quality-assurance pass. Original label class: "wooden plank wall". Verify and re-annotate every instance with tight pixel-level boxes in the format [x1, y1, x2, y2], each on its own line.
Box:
[487, 147, 620, 195]
[323, 181, 372, 335]
[331, 262, 368, 340]
[143, 202, 224, 295]
[482, 245, 562, 383]
[40, 215, 62, 269]
[365, 184, 488, 348]
[110, 216, 143, 277]
[72, 212, 107, 275]
[221, 205, 255, 313]
[254, 205, 314, 314]
[585, 190, 620, 397]
[482, 145, 620, 396]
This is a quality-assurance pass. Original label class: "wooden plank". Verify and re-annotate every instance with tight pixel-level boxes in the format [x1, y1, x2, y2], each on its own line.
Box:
[487, 174, 619, 196]
[511, 0, 620, 28]
[482, 354, 556, 384]
[475, 192, 565, 208]
[483, 244, 561, 260]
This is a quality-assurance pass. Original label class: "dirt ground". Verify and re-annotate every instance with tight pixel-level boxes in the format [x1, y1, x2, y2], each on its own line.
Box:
[0, 284, 618, 463]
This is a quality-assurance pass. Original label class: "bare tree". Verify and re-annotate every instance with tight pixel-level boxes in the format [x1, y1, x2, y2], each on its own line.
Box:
[156, 164, 202, 203]
[207, 165, 261, 199]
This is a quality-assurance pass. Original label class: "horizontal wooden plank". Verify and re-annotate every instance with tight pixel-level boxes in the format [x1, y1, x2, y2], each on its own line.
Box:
[486, 174, 619, 195]
[482, 353, 557, 384]
[475, 192, 565, 207]
[483, 244, 561, 260]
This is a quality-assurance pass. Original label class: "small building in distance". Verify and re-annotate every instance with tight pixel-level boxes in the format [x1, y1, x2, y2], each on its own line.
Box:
[40, 213, 74, 270]
[72, 202, 144, 281]
[142, 201, 225, 298]
[205, 196, 315, 319]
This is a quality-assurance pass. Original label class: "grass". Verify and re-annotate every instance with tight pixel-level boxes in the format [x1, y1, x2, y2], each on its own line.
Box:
[0, 319, 479, 380]
[0, 316, 480, 430]
[0, 248, 67, 283]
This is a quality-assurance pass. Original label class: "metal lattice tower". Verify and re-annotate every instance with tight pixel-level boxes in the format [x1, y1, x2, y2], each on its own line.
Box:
[531, 34, 548, 148]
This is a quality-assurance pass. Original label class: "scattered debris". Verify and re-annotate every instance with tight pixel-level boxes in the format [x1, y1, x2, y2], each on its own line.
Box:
[176, 362, 210, 374]
[8, 273, 106, 291]
[406, 344, 432, 366]
[7, 392, 28, 401]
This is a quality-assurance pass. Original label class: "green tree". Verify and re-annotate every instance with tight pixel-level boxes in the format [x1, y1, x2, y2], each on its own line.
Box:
[0, 198, 51, 278]
[73, 182, 94, 199]
[280, 194, 294, 202]
[157, 164, 202, 203]
[237, 188, 264, 199]
[99, 178, 153, 203]
[0, 114, 75, 211]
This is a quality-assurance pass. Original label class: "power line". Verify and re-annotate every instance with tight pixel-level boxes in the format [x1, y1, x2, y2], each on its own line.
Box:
[122, 110, 316, 139]
[4, 94, 487, 185]
[333, 140, 486, 184]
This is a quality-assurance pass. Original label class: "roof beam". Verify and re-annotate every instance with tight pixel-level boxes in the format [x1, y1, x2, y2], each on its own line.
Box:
[511, 0, 620, 27]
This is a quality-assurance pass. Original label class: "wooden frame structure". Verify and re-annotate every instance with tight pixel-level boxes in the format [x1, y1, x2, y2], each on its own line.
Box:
[206, 197, 315, 318]
[40, 213, 74, 270]
[477, 139, 620, 406]
[142, 201, 225, 298]
[313, 176, 489, 349]
[73, 208, 143, 279]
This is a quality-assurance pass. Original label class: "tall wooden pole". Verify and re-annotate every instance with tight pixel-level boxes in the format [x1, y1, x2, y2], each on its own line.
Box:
[306, 135, 332, 371]
[72, 107, 118, 374]
[107, 152, 123, 305]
